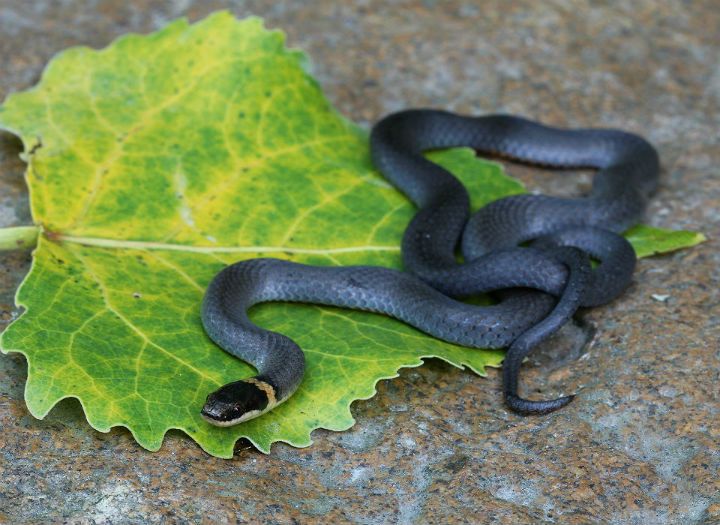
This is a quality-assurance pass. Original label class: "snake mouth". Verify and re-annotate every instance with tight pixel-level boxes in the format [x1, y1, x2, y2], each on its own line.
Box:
[201, 405, 263, 426]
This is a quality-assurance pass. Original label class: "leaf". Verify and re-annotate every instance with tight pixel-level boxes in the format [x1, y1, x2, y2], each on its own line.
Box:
[623, 224, 706, 258]
[0, 12, 704, 456]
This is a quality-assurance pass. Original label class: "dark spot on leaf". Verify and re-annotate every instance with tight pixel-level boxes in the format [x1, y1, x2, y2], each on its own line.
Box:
[265, 91, 271, 97]
[238, 112, 245, 118]
[28, 137, 43, 155]
[133, 292, 142, 299]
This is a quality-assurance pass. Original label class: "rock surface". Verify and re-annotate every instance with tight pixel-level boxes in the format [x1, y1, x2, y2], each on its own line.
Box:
[0, 1, 717, 523]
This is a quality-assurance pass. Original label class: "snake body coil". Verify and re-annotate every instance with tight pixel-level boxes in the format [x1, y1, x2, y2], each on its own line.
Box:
[201, 110, 659, 426]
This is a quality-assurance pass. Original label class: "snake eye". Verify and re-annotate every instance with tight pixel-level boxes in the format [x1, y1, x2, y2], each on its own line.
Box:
[201, 379, 271, 426]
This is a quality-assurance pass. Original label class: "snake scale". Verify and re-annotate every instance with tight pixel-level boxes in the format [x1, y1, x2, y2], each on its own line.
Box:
[200, 109, 659, 426]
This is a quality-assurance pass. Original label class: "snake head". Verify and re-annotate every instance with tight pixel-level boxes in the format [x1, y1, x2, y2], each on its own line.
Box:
[201, 377, 277, 426]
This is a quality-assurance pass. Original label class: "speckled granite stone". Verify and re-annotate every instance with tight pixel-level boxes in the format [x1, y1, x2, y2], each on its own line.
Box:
[0, 1, 718, 523]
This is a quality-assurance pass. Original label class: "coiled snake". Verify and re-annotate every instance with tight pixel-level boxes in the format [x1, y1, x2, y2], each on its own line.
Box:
[200, 110, 659, 426]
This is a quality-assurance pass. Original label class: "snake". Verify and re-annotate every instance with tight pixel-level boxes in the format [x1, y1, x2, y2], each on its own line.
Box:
[200, 110, 659, 426]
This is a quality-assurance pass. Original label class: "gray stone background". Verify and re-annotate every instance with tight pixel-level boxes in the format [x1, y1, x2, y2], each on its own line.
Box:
[0, 1, 718, 523]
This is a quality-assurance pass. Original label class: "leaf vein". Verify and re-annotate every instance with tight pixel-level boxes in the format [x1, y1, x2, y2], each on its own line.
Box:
[66, 244, 220, 384]
[55, 233, 400, 255]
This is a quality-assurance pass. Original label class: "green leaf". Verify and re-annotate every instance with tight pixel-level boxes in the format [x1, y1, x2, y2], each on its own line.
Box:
[0, 12, 704, 456]
[624, 224, 706, 258]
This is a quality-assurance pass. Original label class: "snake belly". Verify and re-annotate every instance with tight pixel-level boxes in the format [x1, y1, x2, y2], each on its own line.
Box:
[201, 110, 659, 425]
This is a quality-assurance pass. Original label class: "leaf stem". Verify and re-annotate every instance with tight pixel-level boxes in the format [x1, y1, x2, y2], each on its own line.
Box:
[0, 225, 41, 251]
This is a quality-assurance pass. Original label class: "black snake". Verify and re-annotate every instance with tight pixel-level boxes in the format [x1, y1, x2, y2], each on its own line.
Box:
[200, 110, 659, 426]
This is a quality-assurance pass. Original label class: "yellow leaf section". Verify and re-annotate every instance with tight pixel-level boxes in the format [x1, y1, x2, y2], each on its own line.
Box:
[0, 13, 368, 249]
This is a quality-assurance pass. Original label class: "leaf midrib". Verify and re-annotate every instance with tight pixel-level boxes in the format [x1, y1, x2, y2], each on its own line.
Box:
[52, 233, 401, 254]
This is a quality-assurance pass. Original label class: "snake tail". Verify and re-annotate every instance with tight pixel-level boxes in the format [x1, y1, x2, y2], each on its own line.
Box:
[501, 246, 591, 413]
